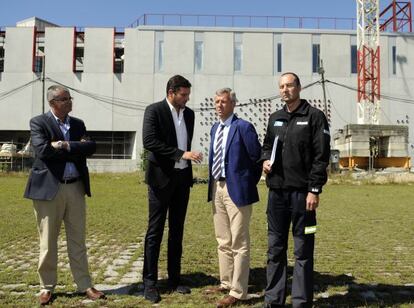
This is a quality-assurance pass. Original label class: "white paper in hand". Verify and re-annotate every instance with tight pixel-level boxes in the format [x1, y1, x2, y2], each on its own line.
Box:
[269, 135, 279, 166]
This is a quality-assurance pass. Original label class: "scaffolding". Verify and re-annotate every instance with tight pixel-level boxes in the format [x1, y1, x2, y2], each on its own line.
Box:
[0, 140, 33, 172]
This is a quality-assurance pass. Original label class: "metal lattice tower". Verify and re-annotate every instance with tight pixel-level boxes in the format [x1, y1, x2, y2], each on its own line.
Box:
[356, 0, 381, 124]
[380, 1, 412, 32]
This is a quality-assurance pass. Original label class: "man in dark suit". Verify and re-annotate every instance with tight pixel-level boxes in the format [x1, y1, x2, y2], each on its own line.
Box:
[206, 88, 261, 308]
[24, 85, 105, 305]
[142, 75, 203, 303]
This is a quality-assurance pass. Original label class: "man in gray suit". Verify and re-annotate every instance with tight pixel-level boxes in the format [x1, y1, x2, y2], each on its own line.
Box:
[24, 85, 104, 305]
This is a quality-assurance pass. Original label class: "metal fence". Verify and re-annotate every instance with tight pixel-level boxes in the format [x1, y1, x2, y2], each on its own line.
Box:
[129, 14, 358, 30]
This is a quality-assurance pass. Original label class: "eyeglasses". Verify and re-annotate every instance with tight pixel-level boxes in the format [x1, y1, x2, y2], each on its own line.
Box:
[53, 96, 73, 102]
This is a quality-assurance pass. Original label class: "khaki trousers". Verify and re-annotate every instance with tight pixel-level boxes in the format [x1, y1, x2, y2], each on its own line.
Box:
[33, 181, 92, 292]
[212, 181, 252, 299]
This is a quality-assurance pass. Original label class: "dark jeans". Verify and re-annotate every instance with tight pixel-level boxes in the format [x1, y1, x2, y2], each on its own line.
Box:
[143, 168, 191, 287]
[265, 189, 316, 308]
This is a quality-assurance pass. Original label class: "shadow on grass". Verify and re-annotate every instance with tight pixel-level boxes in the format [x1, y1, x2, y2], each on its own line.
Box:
[248, 266, 414, 307]
[127, 272, 221, 295]
[50, 291, 107, 302]
[180, 271, 221, 288]
[63, 269, 412, 306]
[314, 271, 414, 307]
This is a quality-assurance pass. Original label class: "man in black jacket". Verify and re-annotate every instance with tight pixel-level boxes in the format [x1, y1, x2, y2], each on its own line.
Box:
[142, 75, 203, 303]
[24, 85, 104, 305]
[261, 72, 330, 308]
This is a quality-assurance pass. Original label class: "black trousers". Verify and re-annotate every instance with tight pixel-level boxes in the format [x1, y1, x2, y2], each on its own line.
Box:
[265, 189, 316, 308]
[143, 168, 191, 287]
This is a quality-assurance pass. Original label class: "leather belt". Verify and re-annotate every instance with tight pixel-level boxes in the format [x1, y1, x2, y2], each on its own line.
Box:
[218, 177, 226, 182]
[174, 167, 188, 172]
[60, 177, 79, 184]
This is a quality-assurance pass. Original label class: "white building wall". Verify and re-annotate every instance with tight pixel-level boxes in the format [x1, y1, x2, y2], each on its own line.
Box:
[124, 29, 154, 74]
[4, 27, 34, 72]
[45, 27, 74, 73]
[243, 32, 273, 75]
[0, 76, 40, 129]
[380, 36, 390, 78]
[282, 33, 312, 76]
[396, 35, 414, 80]
[164, 31, 194, 74]
[72, 74, 115, 130]
[1, 26, 414, 166]
[16, 17, 58, 31]
[84, 28, 114, 73]
[204, 31, 234, 75]
[321, 34, 351, 77]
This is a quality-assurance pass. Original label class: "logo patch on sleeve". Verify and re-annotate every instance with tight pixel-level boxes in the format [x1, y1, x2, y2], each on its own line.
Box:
[274, 121, 284, 127]
[296, 121, 308, 125]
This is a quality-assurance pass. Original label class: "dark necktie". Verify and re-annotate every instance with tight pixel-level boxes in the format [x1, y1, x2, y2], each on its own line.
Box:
[212, 124, 225, 180]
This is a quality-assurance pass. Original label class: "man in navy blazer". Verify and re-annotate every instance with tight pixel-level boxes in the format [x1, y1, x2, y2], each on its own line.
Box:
[207, 88, 261, 308]
[24, 85, 104, 305]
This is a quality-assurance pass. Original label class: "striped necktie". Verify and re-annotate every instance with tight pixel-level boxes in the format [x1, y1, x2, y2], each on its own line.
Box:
[212, 124, 225, 180]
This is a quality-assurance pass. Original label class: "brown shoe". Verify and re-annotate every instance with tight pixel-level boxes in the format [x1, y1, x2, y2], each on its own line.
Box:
[85, 287, 106, 300]
[39, 290, 52, 305]
[216, 295, 240, 308]
[203, 286, 229, 295]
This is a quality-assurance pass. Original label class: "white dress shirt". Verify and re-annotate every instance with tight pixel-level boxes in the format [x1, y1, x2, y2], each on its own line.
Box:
[166, 98, 188, 169]
[50, 110, 80, 179]
[213, 114, 234, 178]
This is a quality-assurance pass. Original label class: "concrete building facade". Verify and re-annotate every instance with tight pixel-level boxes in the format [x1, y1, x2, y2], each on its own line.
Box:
[0, 20, 413, 171]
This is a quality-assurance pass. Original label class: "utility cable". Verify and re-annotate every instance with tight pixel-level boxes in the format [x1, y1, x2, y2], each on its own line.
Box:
[193, 80, 321, 112]
[46, 77, 148, 111]
[326, 79, 414, 105]
[325, 83, 349, 125]
[0, 78, 40, 101]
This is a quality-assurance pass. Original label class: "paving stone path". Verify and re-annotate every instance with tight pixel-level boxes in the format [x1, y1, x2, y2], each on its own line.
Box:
[0, 233, 145, 297]
[1, 235, 414, 304]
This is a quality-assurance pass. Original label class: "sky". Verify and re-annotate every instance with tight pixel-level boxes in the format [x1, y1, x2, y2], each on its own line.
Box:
[0, 0, 388, 29]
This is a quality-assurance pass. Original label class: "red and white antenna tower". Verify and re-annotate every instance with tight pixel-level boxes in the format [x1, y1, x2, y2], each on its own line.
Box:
[356, 0, 380, 124]
[379, 0, 412, 32]
[356, 0, 412, 125]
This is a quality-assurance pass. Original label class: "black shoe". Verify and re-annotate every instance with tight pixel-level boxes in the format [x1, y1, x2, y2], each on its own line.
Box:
[174, 285, 191, 294]
[144, 286, 161, 303]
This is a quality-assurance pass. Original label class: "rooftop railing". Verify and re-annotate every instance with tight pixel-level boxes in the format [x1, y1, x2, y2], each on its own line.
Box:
[129, 13, 358, 30]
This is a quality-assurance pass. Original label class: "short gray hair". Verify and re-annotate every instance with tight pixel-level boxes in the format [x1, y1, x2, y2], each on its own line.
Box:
[47, 85, 69, 102]
[215, 87, 238, 103]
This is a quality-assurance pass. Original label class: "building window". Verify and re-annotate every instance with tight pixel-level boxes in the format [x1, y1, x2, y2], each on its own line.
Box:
[0, 31, 4, 73]
[194, 32, 204, 72]
[155, 31, 164, 72]
[0, 46, 4, 73]
[74, 47, 84, 72]
[278, 43, 282, 73]
[312, 44, 320, 73]
[114, 48, 124, 73]
[312, 35, 320, 74]
[73, 31, 84, 73]
[33, 30, 44, 73]
[114, 32, 124, 74]
[88, 131, 135, 159]
[392, 45, 397, 75]
[351, 45, 358, 74]
[274, 34, 282, 74]
[389, 37, 397, 76]
[234, 33, 243, 72]
[34, 47, 44, 73]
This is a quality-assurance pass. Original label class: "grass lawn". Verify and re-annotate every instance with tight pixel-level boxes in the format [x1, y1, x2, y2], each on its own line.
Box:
[0, 172, 413, 307]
